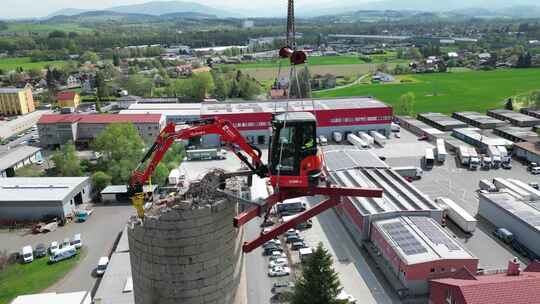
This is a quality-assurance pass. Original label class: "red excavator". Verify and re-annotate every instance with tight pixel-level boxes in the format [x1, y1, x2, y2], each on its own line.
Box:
[128, 113, 383, 253]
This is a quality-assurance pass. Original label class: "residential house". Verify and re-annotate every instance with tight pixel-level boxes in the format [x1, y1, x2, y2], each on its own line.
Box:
[65, 75, 81, 88]
[56, 91, 81, 109]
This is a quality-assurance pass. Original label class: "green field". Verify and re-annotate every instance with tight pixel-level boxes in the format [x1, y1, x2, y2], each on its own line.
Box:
[0, 57, 67, 71]
[0, 249, 84, 304]
[313, 69, 540, 114]
[3, 23, 92, 33]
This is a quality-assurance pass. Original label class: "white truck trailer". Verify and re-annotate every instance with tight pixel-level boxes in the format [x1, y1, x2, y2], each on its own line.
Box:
[435, 138, 447, 163]
[347, 133, 369, 149]
[487, 146, 502, 168]
[468, 148, 480, 170]
[497, 146, 511, 163]
[358, 132, 374, 145]
[424, 148, 435, 169]
[457, 146, 470, 166]
[332, 131, 343, 143]
[369, 131, 387, 147]
[393, 166, 423, 180]
[435, 197, 477, 233]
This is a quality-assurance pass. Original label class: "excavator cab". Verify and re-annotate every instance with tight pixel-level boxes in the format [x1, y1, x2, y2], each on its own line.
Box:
[269, 112, 322, 188]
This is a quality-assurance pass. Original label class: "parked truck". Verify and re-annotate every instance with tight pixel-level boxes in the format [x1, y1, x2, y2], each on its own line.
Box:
[497, 145, 511, 165]
[393, 166, 423, 180]
[481, 155, 492, 170]
[435, 139, 447, 163]
[468, 148, 480, 170]
[487, 146, 502, 168]
[435, 197, 477, 233]
[332, 131, 343, 143]
[347, 133, 369, 149]
[424, 148, 435, 169]
[75, 209, 93, 222]
[458, 146, 470, 166]
[358, 132, 374, 145]
[369, 131, 387, 147]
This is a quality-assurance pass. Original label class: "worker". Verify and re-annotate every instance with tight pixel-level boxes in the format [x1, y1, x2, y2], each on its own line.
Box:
[302, 125, 315, 150]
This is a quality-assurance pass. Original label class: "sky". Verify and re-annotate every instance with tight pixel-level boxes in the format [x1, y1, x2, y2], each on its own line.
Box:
[1, 0, 367, 19]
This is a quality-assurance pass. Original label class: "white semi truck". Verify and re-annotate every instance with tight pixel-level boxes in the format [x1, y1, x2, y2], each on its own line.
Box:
[347, 133, 369, 149]
[458, 146, 470, 166]
[487, 146, 502, 168]
[468, 148, 480, 170]
[435, 138, 447, 163]
[369, 131, 387, 147]
[358, 132, 374, 145]
[435, 197, 477, 233]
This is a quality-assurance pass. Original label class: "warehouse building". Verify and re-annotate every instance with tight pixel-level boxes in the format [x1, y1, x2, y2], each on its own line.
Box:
[478, 191, 540, 258]
[452, 128, 513, 152]
[513, 141, 540, 164]
[0, 146, 43, 177]
[520, 107, 540, 119]
[199, 97, 393, 147]
[393, 116, 445, 140]
[417, 112, 468, 131]
[37, 114, 166, 148]
[0, 177, 91, 221]
[493, 126, 539, 143]
[487, 109, 540, 127]
[430, 260, 540, 304]
[371, 216, 478, 296]
[324, 149, 443, 244]
[452, 112, 507, 129]
[119, 103, 201, 124]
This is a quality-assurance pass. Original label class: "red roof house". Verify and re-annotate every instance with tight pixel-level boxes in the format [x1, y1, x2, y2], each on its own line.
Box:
[430, 259, 540, 304]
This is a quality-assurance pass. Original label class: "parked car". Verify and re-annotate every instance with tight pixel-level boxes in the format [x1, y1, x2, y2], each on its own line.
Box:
[528, 162, 538, 171]
[21, 245, 34, 263]
[502, 162, 512, 170]
[271, 281, 294, 293]
[71, 233, 82, 249]
[264, 246, 283, 256]
[291, 241, 307, 251]
[531, 167, 540, 175]
[286, 235, 304, 244]
[285, 229, 300, 237]
[268, 266, 290, 277]
[269, 258, 288, 268]
[337, 290, 357, 303]
[494, 228, 514, 244]
[34, 243, 47, 258]
[269, 253, 287, 261]
[49, 241, 59, 255]
[529, 182, 539, 190]
[96, 256, 109, 276]
[260, 219, 275, 227]
[50, 246, 77, 263]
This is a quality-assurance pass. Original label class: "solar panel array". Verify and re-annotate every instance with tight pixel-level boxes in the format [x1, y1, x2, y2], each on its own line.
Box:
[382, 222, 428, 256]
[409, 217, 461, 251]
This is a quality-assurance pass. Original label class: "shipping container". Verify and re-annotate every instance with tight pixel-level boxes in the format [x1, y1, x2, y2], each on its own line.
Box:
[435, 197, 477, 233]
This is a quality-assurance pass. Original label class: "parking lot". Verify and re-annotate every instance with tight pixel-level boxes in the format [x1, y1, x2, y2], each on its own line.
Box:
[0, 204, 135, 293]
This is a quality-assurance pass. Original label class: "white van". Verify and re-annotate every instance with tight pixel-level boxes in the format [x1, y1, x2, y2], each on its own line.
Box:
[96, 256, 109, 276]
[72, 233, 82, 249]
[532, 167, 540, 175]
[49, 245, 77, 263]
[21, 245, 33, 263]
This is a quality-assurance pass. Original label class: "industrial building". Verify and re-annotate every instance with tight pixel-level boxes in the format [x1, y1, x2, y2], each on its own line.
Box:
[430, 260, 540, 304]
[37, 114, 166, 148]
[0, 110, 50, 139]
[487, 109, 540, 127]
[417, 112, 468, 131]
[199, 97, 393, 146]
[0, 146, 43, 177]
[493, 126, 539, 143]
[479, 190, 540, 258]
[119, 103, 201, 124]
[513, 141, 540, 164]
[0, 177, 91, 221]
[452, 128, 513, 152]
[393, 116, 445, 140]
[324, 149, 443, 243]
[371, 216, 478, 296]
[452, 112, 507, 129]
[0, 85, 35, 116]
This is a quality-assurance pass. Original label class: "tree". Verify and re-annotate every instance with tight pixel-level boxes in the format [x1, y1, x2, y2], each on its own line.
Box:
[152, 163, 169, 186]
[188, 72, 214, 101]
[505, 98, 513, 111]
[399, 92, 416, 116]
[91, 171, 112, 194]
[113, 52, 120, 67]
[124, 75, 154, 97]
[27, 68, 42, 79]
[214, 75, 229, 101]
[409, 47, 423, 61]
[92, 123, 146, 184]
[292, 243, 344, 304]
[81, 51, 100, 64]
[530, 91, 540, 109]
[95, 71, 109, 101]
[51, 142, 83, 177]
[289, 66, 311, 99]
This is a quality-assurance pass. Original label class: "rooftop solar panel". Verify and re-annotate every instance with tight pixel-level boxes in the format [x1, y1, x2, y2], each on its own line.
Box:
[382, 222, 428, 256]
[409, 217, 460, 251]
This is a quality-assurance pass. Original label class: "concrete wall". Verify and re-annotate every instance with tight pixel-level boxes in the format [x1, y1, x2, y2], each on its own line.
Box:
[128, 198, 242, 304]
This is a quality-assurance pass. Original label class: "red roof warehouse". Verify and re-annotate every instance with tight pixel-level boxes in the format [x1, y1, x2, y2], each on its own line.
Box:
[430, 260, 540, 304]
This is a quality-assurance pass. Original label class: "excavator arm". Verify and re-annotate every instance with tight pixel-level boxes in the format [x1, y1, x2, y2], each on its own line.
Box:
[128, 118, 268, 217]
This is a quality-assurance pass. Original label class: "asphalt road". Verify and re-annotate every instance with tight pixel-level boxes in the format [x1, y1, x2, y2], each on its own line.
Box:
[0, 204, 135, 293]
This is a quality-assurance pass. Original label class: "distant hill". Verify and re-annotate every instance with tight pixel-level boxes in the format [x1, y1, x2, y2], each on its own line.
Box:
[159, 12, 217, 20]
[47, 1, 236, 19]
[45, 11, 160, 24]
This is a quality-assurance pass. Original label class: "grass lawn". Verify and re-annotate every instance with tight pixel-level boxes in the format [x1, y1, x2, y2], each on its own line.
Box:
[313, 68, 540, 114]
[0, 57, 67, 71]
[0, 248, 85, 304]
[233, 54, 407, 69]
